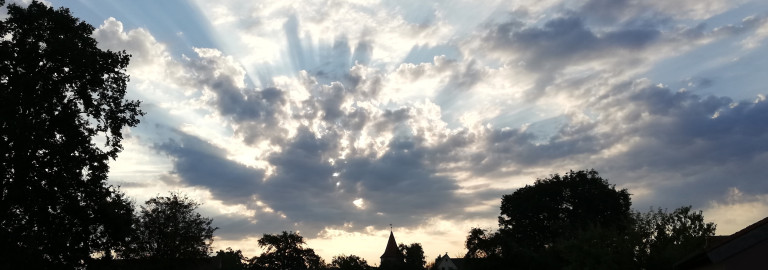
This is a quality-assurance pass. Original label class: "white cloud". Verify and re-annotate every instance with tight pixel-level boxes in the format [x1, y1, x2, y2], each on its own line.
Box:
[93, 18, 182, 81]
[741, 16, 768, 49]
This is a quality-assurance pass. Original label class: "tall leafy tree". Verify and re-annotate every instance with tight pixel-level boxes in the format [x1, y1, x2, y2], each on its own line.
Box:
[331, 254, 371, 270]
[249, 231, 324, 270]
[399, 243, 426, 270]
[633, 206, 716, 270]
[217, 248, 248, 270]
[128, 193, 217, 259]
[498, 169, 632, 268]
[0, 0, 143, 268]
[464, 228, 502, 259]
[554, 224, 639, 270]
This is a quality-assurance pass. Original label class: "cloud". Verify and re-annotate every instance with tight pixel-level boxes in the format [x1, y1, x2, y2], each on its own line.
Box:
[577, 0, 743, 26]
[486, 16, 661, 68]
[155, 130, 265, 205]
[92, 17, 181, 80]
[154, 124, 469, 237]
[475, 15, 662, 99]
[740, 15, 768, 49]
[568, 80, 768, 208]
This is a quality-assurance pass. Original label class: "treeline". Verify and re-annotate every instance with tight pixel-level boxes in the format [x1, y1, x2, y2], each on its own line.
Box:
[457, 169, 715, 270]
[86, 193, 425, 270]
[89, 170, 716, 270]
[216, 235, 426, 270]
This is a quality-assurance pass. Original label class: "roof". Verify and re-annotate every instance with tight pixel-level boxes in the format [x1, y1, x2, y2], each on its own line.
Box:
[380, 231, 402, 258]
[676, 216, 768, 269]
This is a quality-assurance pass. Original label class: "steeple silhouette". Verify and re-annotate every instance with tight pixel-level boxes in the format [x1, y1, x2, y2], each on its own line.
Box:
[380, 226, 404, 270]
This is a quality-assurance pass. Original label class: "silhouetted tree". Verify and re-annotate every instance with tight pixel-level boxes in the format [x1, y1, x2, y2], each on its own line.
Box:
[249, 231, 324, 270]
[633, 206, 716, 270]
[498, 169, 632, 269]
[399, 243, 426, 270]
[465, 228, 502, 259]
[0, 0, 143, 268]
[125, 193, 217, 259]
[331, 254, 371, 270]
[217, 248, 248, 270]
[554, 224, 639, 270]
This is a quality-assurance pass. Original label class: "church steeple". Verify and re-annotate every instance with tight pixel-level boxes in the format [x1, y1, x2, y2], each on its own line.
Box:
[380, 231, 400, 258]
[380, 226, 404, 269]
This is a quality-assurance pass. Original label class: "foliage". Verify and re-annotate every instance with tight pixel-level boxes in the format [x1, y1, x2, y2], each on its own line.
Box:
[497, 169, 632, 268]
[126, 193, 217, 259]
[0, 0, 143, 267]
[249, 231, 324, 270]
[399, 243, 426, 270]
[479, 169, 717, 269]
[633, 206, 716, 270]
[499, 170, 632, 249]
[217, 248, 248, 270]
[464, 228, 502, 259]
[555, 224, 639, 270]
[331, 254, 371, 270]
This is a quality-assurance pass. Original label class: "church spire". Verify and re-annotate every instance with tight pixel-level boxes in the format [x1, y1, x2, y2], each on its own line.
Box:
[380, 230, 401, 259]
[380, 226, 405, 270]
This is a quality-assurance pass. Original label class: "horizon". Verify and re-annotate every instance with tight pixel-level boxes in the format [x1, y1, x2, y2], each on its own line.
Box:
[16, 0, 768, 264]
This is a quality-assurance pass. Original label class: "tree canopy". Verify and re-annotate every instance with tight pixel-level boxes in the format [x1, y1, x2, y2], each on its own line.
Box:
[476, 169, 718, 269]
[633, 206, 716, 270]
[465, 228, 502, 259]
[249, 231, 324, 270]
[0, 0, 143, 267]
[399, 243, 426, 270]
[217, 248, 248, 270]
[127, 193, 217, 259]
[331, 254, 371, 270]
[499, 169, 632, 252]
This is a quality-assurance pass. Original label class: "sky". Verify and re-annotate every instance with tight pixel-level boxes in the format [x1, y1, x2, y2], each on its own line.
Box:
[10, 0, 768, 264]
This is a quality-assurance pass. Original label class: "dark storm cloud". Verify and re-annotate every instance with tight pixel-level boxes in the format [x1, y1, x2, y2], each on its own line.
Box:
[370, 108, 411, 134]
[485, 16, 661, 72]
[154, 130, 265, 204]
[155, 125, 469, 236]
[316, 82, 348, 122]
[577, 0, 636, 24]
[207, 210, 300, 241]
[257, 124, 469, 233]
[611, 86, 768, 169]
[339, 137, 467, 226]
[452, 123, 605, 179]
[575, 0, 678, 27]
[480, 15, 662, 99]
[578, 83, 768, 209]
[152, 128, 343, 237]
[423, 70, 768, 211]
